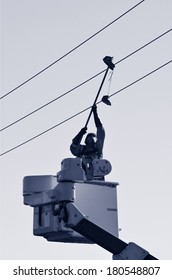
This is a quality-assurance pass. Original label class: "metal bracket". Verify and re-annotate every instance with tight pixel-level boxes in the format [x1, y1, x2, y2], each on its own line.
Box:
[113, 242, 149, 260]
[65, 202, 85, 228]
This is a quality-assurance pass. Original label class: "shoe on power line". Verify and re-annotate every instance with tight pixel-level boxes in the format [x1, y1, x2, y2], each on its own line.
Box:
[101, 95, 111, 106]
[103, 56, 115, 70]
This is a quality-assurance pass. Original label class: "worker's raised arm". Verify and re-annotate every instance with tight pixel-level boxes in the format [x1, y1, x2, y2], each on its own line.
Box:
[92, 105, 102, 127]
[92, 105, 105, 157]
[70, 127, 87, 157]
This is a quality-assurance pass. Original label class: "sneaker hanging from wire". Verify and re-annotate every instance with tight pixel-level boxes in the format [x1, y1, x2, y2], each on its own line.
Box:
[101, 95, 111, 105]
[101, 68, 113, 106]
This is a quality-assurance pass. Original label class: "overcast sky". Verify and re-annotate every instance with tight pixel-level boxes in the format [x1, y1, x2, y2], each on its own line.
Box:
[1, 0, 172, 260]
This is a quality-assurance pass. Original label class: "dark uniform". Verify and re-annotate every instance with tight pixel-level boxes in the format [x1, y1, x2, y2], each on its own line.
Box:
[70, 105, 105, 179]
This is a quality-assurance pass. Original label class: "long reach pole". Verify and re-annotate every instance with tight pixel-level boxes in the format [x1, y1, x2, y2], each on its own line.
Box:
[84, 56, 114, 128]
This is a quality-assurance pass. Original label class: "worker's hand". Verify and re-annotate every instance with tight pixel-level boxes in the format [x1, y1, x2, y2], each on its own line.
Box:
[80, 127, 87, 134]
[92, 104, 97, 113]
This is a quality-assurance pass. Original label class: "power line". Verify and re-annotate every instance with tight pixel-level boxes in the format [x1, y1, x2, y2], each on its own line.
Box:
[0, 70, 105, 131]
[0, 59, 171, 157]
[1, 28, 171, 132]
[115, 28, 172, 65]
[0, 0, 145, 100]
[109, 60, 172, 99]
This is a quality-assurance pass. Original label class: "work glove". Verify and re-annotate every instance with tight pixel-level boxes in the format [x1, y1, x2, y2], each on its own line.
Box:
[92, 104, 97, 114]
[80, 127, 87, 135]
[92, 105, 102, 127]
[72, 127, 87, 145]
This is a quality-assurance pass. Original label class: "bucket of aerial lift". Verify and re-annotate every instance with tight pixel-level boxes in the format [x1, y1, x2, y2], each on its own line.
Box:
[23, 157, 119, 244]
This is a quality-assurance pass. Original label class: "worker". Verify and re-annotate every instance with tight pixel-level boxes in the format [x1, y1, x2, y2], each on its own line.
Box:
[70, 105, 105, 179]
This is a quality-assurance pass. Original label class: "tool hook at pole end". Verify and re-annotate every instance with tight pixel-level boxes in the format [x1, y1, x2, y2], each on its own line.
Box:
[103, 56, 115, 70]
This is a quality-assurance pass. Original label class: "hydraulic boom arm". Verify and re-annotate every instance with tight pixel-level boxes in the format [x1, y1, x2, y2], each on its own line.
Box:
[65, 202, 158, 260]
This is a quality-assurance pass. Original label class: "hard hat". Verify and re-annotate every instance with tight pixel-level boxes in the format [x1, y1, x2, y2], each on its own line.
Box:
[85, 133, 96, 144]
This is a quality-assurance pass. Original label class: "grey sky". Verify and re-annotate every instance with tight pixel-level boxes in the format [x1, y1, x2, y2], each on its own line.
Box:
[1, 0, 172, 259]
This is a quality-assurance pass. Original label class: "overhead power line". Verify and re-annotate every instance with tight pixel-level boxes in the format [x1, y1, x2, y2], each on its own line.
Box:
[0, 0, 145, 100]
[116, 28, 172, 65]
[109, 60, 172, 99]
[0, 70, 105, 131]
[1, 28, 171, 132]
[0, 59, 171, 157]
